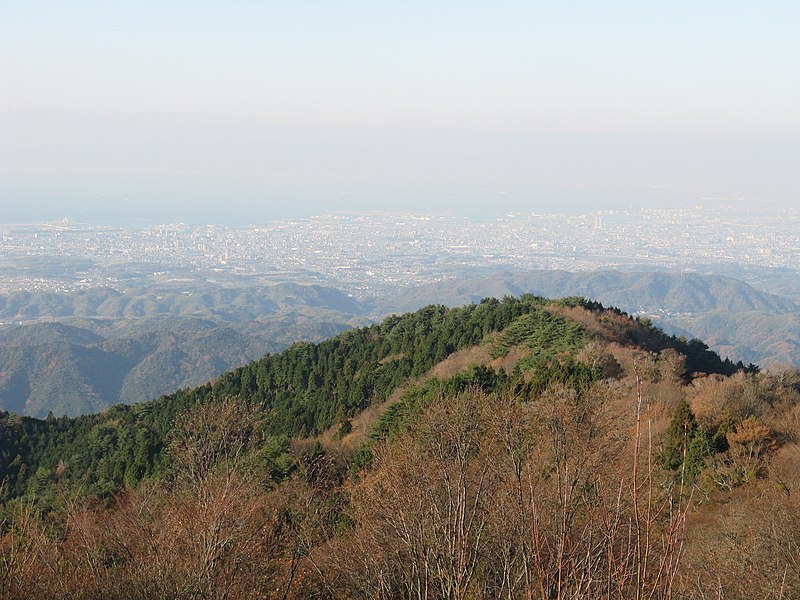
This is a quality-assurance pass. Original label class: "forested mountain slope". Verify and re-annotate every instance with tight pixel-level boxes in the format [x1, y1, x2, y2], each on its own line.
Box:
[0, 295, 738, 501]
[3, 296, 798, 599]
[2, 270, 797, 418]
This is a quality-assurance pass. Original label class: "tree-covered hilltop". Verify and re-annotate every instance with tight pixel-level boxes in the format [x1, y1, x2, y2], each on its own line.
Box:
[5, 295, 797, 599]
[3, 269, 794, 420]
[0, 295, 743, 503]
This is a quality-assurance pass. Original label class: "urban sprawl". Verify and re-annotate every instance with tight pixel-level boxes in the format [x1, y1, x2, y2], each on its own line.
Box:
[1, 205, 797, 297]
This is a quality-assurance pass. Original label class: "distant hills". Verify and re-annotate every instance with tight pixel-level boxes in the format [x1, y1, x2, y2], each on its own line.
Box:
[370, 270, 800, 368]
[0, 281, 360, 321]
[370, 270, 798, 316]
[0, 283, 360, 417]
[2, 270, 799, 417]
[0, 320, 270, 416]
[667, 310, 800, 368]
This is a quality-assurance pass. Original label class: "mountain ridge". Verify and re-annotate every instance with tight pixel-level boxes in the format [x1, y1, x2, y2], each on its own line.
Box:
[0, 295, 742, 502]
[2, 270, 795, 418]
[4, 296, 794, 600]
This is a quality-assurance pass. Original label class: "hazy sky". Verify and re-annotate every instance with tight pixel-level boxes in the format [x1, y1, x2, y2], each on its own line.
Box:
[2, 1, 799, 223]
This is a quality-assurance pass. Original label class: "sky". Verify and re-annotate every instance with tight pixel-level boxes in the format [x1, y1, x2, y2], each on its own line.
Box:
[1, 1, 799, 223]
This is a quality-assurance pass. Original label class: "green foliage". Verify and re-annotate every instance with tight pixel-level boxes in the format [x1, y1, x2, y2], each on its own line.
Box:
[0, 295, 548, 502]
[371, 385, 432, 444]
[711, 417, 734, 453]
[336, 419, 353, 440]
[0, 295, 741, 504]
[660, 400, 697, 471]
[490, 307, 588, 361]
[520, 357, 604, 397]
[260, 435, 294, 481]
[210, 295, 554, 438]
[686, 425, 714, 478]
[349, 443, 373, 476]
[489, 306, 603, 397]
[660, 400, 715, 478]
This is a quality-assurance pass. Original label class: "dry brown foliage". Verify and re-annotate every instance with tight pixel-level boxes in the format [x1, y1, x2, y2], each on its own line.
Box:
[0, 400, 328, 600]
[4, 369, 800, 599]
[314, 382, 691, 599]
